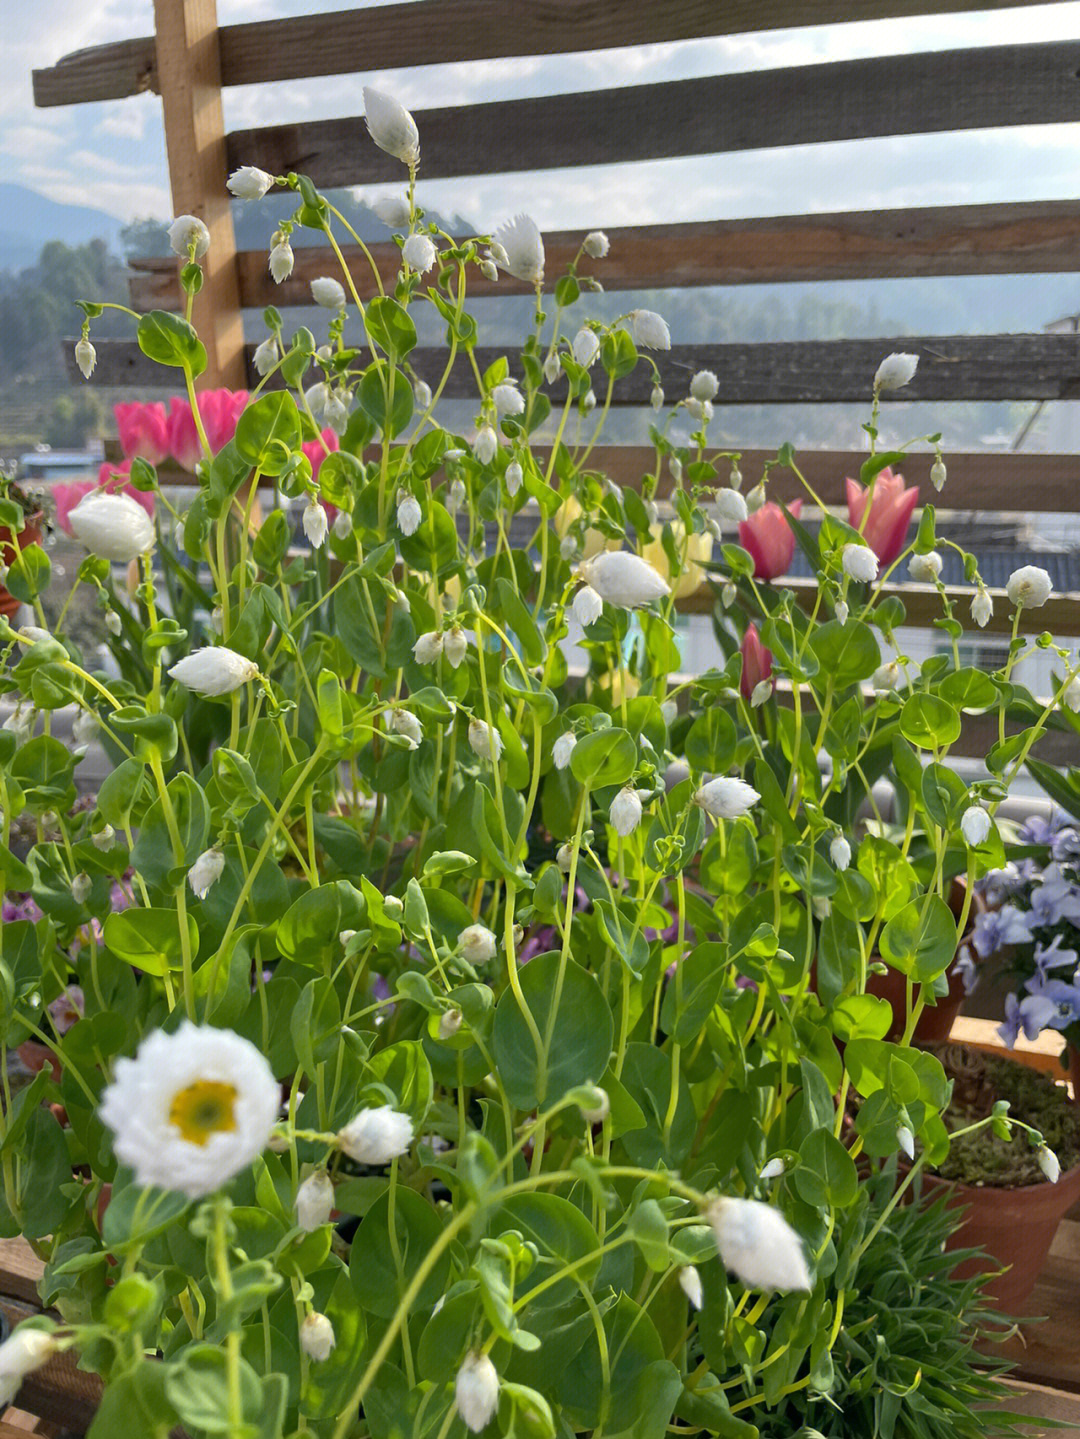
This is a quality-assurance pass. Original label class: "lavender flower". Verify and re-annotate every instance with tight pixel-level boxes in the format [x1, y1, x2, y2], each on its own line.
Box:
[972, 904, 1032, 959]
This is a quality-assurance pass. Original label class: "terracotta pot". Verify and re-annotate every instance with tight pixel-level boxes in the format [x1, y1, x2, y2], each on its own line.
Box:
[918, 1158, 1080, 1313]
[0, 516, 42, 618]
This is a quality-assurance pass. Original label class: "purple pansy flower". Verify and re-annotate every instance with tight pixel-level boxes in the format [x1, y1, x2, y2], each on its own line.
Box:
[972, 903, 1032, 959]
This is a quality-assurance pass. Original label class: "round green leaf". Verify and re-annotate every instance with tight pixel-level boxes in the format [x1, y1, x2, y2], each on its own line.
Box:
[569, 727, 636, 789]
[900, 693, 961, 749]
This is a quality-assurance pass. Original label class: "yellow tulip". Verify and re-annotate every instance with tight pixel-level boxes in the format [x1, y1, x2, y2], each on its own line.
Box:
[642, 522, 713, 598]
[554, 494, 618, 561]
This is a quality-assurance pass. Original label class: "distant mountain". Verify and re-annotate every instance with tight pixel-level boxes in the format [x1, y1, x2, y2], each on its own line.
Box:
[0, 184, 125, 274]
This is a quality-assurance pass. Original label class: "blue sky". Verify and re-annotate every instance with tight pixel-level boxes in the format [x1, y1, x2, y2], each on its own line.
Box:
[6, 0, 1080, 228]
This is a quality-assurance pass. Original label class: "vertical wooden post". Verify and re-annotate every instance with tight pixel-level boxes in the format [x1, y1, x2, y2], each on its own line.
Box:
[153, 0, 246, 390]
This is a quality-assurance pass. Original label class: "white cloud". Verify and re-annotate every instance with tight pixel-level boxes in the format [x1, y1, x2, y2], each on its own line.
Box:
[0, 122, 66, 159]
[97, 104, 146, 140]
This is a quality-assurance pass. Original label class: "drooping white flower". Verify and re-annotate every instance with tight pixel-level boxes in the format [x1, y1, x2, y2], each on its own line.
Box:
[759, 1157, 786, 1181]
[71, 872, 92, 905]
[960, 805, 991, 848]
[337, 1104, 414, 1164]
[305, 382, 330, 423]
[679, 1266, 704, 1310]
[505, 461, 523, 498]
[75, 337, 96, 379]
[438, 1008, 463, 1041]
[446, 478, 467, 514]
[628, 309, 671, 350]
[583, 230, 609, 259]
[69, 492, 155, 563]
[493, 214, 544, 285]
[873, 352, 918, 392]
[579, 1086, 610, 1123]
[296, 1170, 335, 1231]
[582, 389, 597, 412]
[363, 87, 420, 165]
[92, 824, 116, 851]
[459, 924, 497, 964]
[1062, 677, 1080, 713]
[835, 600, 849, 626]
[252, 337, 279, 376]
[693, 777, 760, 819]
[971, 585, 993, 628]
[311, 277, 346, 310]
[573, 328, 600, 369]
[332, 509, 353, 541]
[402, 233, 437, 273]
[300, 1312, 336, 1362]
[750, 680, 772, 708]
[842, 543, 879, 584]
[397, 492, 422, 537]
[872, 660, 906, 693]
[1037, 1144, 1061, 1184]
[707, 1197, 811, 1292]
[556, 843, 574, 874]
[105, 609, 122, 636]
[473, 425, 498, 465]
[487, 242, 509, 267]
[413, 378, 432, 409]
[650, 385, 664, 410]
[468, 718, 504, 761]
[491, 381, 524, 417]
[168, 647, 260, 697]
[1006, 565, 1052, 609]
[304, 500, 329, 548]
[269, 238, 294, 283]
[72, 708, 98, 748]
[373, 195, 412, 230]
[610, 786, 643, 836]
[0, 1327, 58, 1408]
[930, 457, 947, 492]
[168, 215, 210, 259]
[188, 848, 225, 899]
[389, 709, 423, 750]
[553, 732, 577, 770]
[721, 582, 736, 608]
[456, 1352, 499, 1434]
[745, 481, 766, 514]
[572, 584, 604, 629]
[581, 551, 670, 609]
[413, 631, 443, 665]
[896, 1125, 915, 1160]
[691, 370, 719, 402]
[227, 166, 275, 200]
[685, 397, 713, 423]
[908, 551, 942, 583]
[715, 489, 748, 525]
[444, 627, 468, 669]
[99, 1021, 280, 1200]
[543, 352, 562, 385]
[829, 835, 851, 871]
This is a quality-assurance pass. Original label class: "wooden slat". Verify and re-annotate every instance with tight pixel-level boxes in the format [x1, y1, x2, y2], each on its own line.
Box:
[68, 333, 1080, 404]
[128, 199, 1080, 312]
[225, 41, 1080, 188]
[32, 0, 1074, 105]
[950, 1016, 1068, 1079]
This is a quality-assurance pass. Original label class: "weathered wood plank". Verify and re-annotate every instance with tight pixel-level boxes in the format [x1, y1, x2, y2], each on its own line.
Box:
[68, 333, 1080, 404]
[226, 42, 1080, 188]
[128, 199, 1080, 312]
[33, 0, 1073, 106]
[153, 0, 246, 390]
[950, 1016, 1068, 1079]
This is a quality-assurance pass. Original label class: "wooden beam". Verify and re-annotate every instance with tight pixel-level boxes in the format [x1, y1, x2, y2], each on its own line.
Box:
[33, 0, 1075, 105]
[153, 0, 246, 391]
[127, 199, 1080, 312]
[225, 41, 1080, 188]
[69, 333, 1080, 404]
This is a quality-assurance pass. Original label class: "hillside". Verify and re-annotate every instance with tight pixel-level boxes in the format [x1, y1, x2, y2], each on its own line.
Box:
[0, 184, 124, 273]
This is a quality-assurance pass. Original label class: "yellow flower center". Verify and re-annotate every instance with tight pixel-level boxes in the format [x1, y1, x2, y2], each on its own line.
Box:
[169, 1081, 238, 1145]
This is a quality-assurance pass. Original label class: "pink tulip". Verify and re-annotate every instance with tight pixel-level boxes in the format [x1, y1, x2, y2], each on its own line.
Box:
[114, 402, 169, 466]
[740, 623, 773, 701]
[738, 500, 801, 581]
[166, 389, 250, 469]
[302, 428, 339, 484]
[166, 397, 202, 470]
[845, 468, 918, 567]
[53, 463, 155, 537]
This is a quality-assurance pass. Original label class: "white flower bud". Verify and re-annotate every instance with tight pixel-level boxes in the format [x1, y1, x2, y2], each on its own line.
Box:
[628, 309, 671, 351]
[715, 489, 748, 526]
[413, 379, 432, 409]
[560, 535, 578, 562]
[487, 242, 509, 268]
[960, 805, 991, 848]
[303, 500, 329, 549]
[572, 584, 604, 629]
[269, 239, 294, 283]
[646, 500, 660, 526]
[168, 214, 210, 259]
[72, 709, 98, 747]
[573, 328, 600, 368]
[492, 214, 544, 284]
[473, 425, 498, 466]
[300, 1312, 336, 1362]
[759, 1157, 786, 1181]
[92, 824, 115, 851]
[338, 1105, 414, 1164]
[71, 872, 92, 905]
[685, 397, 713, 422]
[69, 492, 155, 563]
[729, 462, 744, 491]
[1061, 677, 1080, 713]
[188, 847, 225, 899]
[745, 481, 766, 514]
[835, 601, 849, 626]
[908, 551, 942, 584]
[1006, 565, 1052, 609]
[971, 585, 993, 629]
[690, 370, 719, 402]
[930, 457, 947, 492]
[872, 660, 906, 694]
[896, 1125, 915, 1161]
[402, 233, 437, 273]
[396, 492, 422, 537]
[580, 551, 669, 609]
[468, 718, 504, 761]
[582, 389, 597, 412]
[553, 733, 577, 770]
[296, 1170, 334, 1231]
[75, 337, 96, 380]
[829, 835, 851, 871]
[389, 708, 423, 749]
[373, 195, 412, 230]
[505, 461, 523, 498]
[1037, 1144, 1061, 1184]
[721, 582, 736, 609]
[750, 679, 772, 708]
[556, 843, 574, 873]
[0, 1327, 59, 1404]
[459, 924, 497, 964]
[444, 627, 468, 669]
[382, 896, 404, 918]
[333, 509, 353, 540]
[694, 777, 760, 819]
[105, 609, 122, 636]
[169, 647, 259, 696]
[252, 337, 278, 376]
[438, 1009, 463, 1041]
[455, 1352, 499, 1434]
[873, 352, 919, 392]
[363, 87, 420, 165]
[679, 1265, 704, 1310]
[610, 786, 643, 836]
[583, 230, 609, 259]
[413, 631, 443, 665]
[650, 385, 664, 411]
[579, 1086, 610, 1123]
[227, 166, 275, 200]
[707, 1197, 811, 1292]
[543, 352, 561, 385]
[446, 477, 467, 515]
[492, 382, 525, 416]
[311, 277, 346, 310]
[842, 543, 879, 584]
[480, 258, 499, 282]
